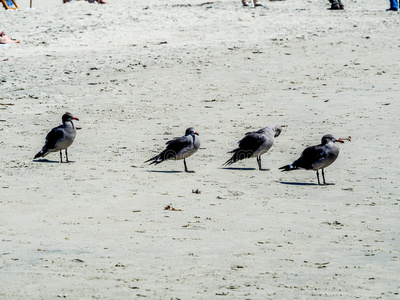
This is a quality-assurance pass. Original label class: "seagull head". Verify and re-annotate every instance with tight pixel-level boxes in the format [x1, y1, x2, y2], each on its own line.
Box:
[62, 112, 79, 122]
[273, 125, 282, 138]
[321, 134, 344, 145]
[185, 127, 199, 136]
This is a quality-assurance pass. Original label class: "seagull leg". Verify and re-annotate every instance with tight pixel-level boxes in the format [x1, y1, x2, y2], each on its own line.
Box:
[316, 170, 321, 185]
[60, 150, 63, 163]
[257, 156, 269, 171]
[184, 159, 195, 173]
[257, 156, 262, 170]
[322, 169, 326, 185]
[65, 149, 69, 163]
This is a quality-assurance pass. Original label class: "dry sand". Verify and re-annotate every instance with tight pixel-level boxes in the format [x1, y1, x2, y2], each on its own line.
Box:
[1, 0, 399, 298]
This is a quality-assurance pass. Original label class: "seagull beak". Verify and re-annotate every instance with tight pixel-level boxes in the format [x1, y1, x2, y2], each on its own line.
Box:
[336, 138, 344, 143]
[195, 132, 199, 136]
[73, 117, 79, 121]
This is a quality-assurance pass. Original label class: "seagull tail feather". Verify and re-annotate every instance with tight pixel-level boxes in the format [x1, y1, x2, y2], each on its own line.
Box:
[224, 148, 254, 166]
[145, 152, 166, 165]
[34, 151, 43, 159]
[279, 164, 297, 172]
[223, 157, 234, 166]
[34, 147, 50, 159]
[144, 155, 158, 164]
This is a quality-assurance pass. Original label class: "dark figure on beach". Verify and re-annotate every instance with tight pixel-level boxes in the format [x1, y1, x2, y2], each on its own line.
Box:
[387, 0, 399, 11]
[329, 0, 344, 10]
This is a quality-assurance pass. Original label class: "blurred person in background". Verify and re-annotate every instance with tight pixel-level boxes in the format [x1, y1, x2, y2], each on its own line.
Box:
[0, 31, 19, 44]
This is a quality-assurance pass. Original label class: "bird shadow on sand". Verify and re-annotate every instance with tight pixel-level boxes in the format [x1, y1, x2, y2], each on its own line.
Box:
[280, 181, 320, 186]
[33, 159, 60, 163]
[146, 170, 183, 174]
[222, 167, 255, 171]
[222, 167, 270, 171]
[33, 159, 75, 164]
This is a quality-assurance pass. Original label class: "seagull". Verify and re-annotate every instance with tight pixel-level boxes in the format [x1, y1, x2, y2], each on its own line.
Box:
[34, 112, 79, 163]
[223, 124, 282, 170]
[145, 127, 200, 172]
[279, 134, 344, 185]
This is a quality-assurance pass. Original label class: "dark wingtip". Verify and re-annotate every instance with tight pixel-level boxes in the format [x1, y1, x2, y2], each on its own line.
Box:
[144, 154, 160, 164]
[223, 159, 233, 167]
[279, 165, 291, 172]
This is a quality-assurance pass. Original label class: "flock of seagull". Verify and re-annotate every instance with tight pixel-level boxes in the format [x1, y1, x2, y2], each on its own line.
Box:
[34, 112, 347, 185]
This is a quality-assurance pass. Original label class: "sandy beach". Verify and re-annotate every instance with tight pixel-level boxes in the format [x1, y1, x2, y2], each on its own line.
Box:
[1, 0, 399, 298]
